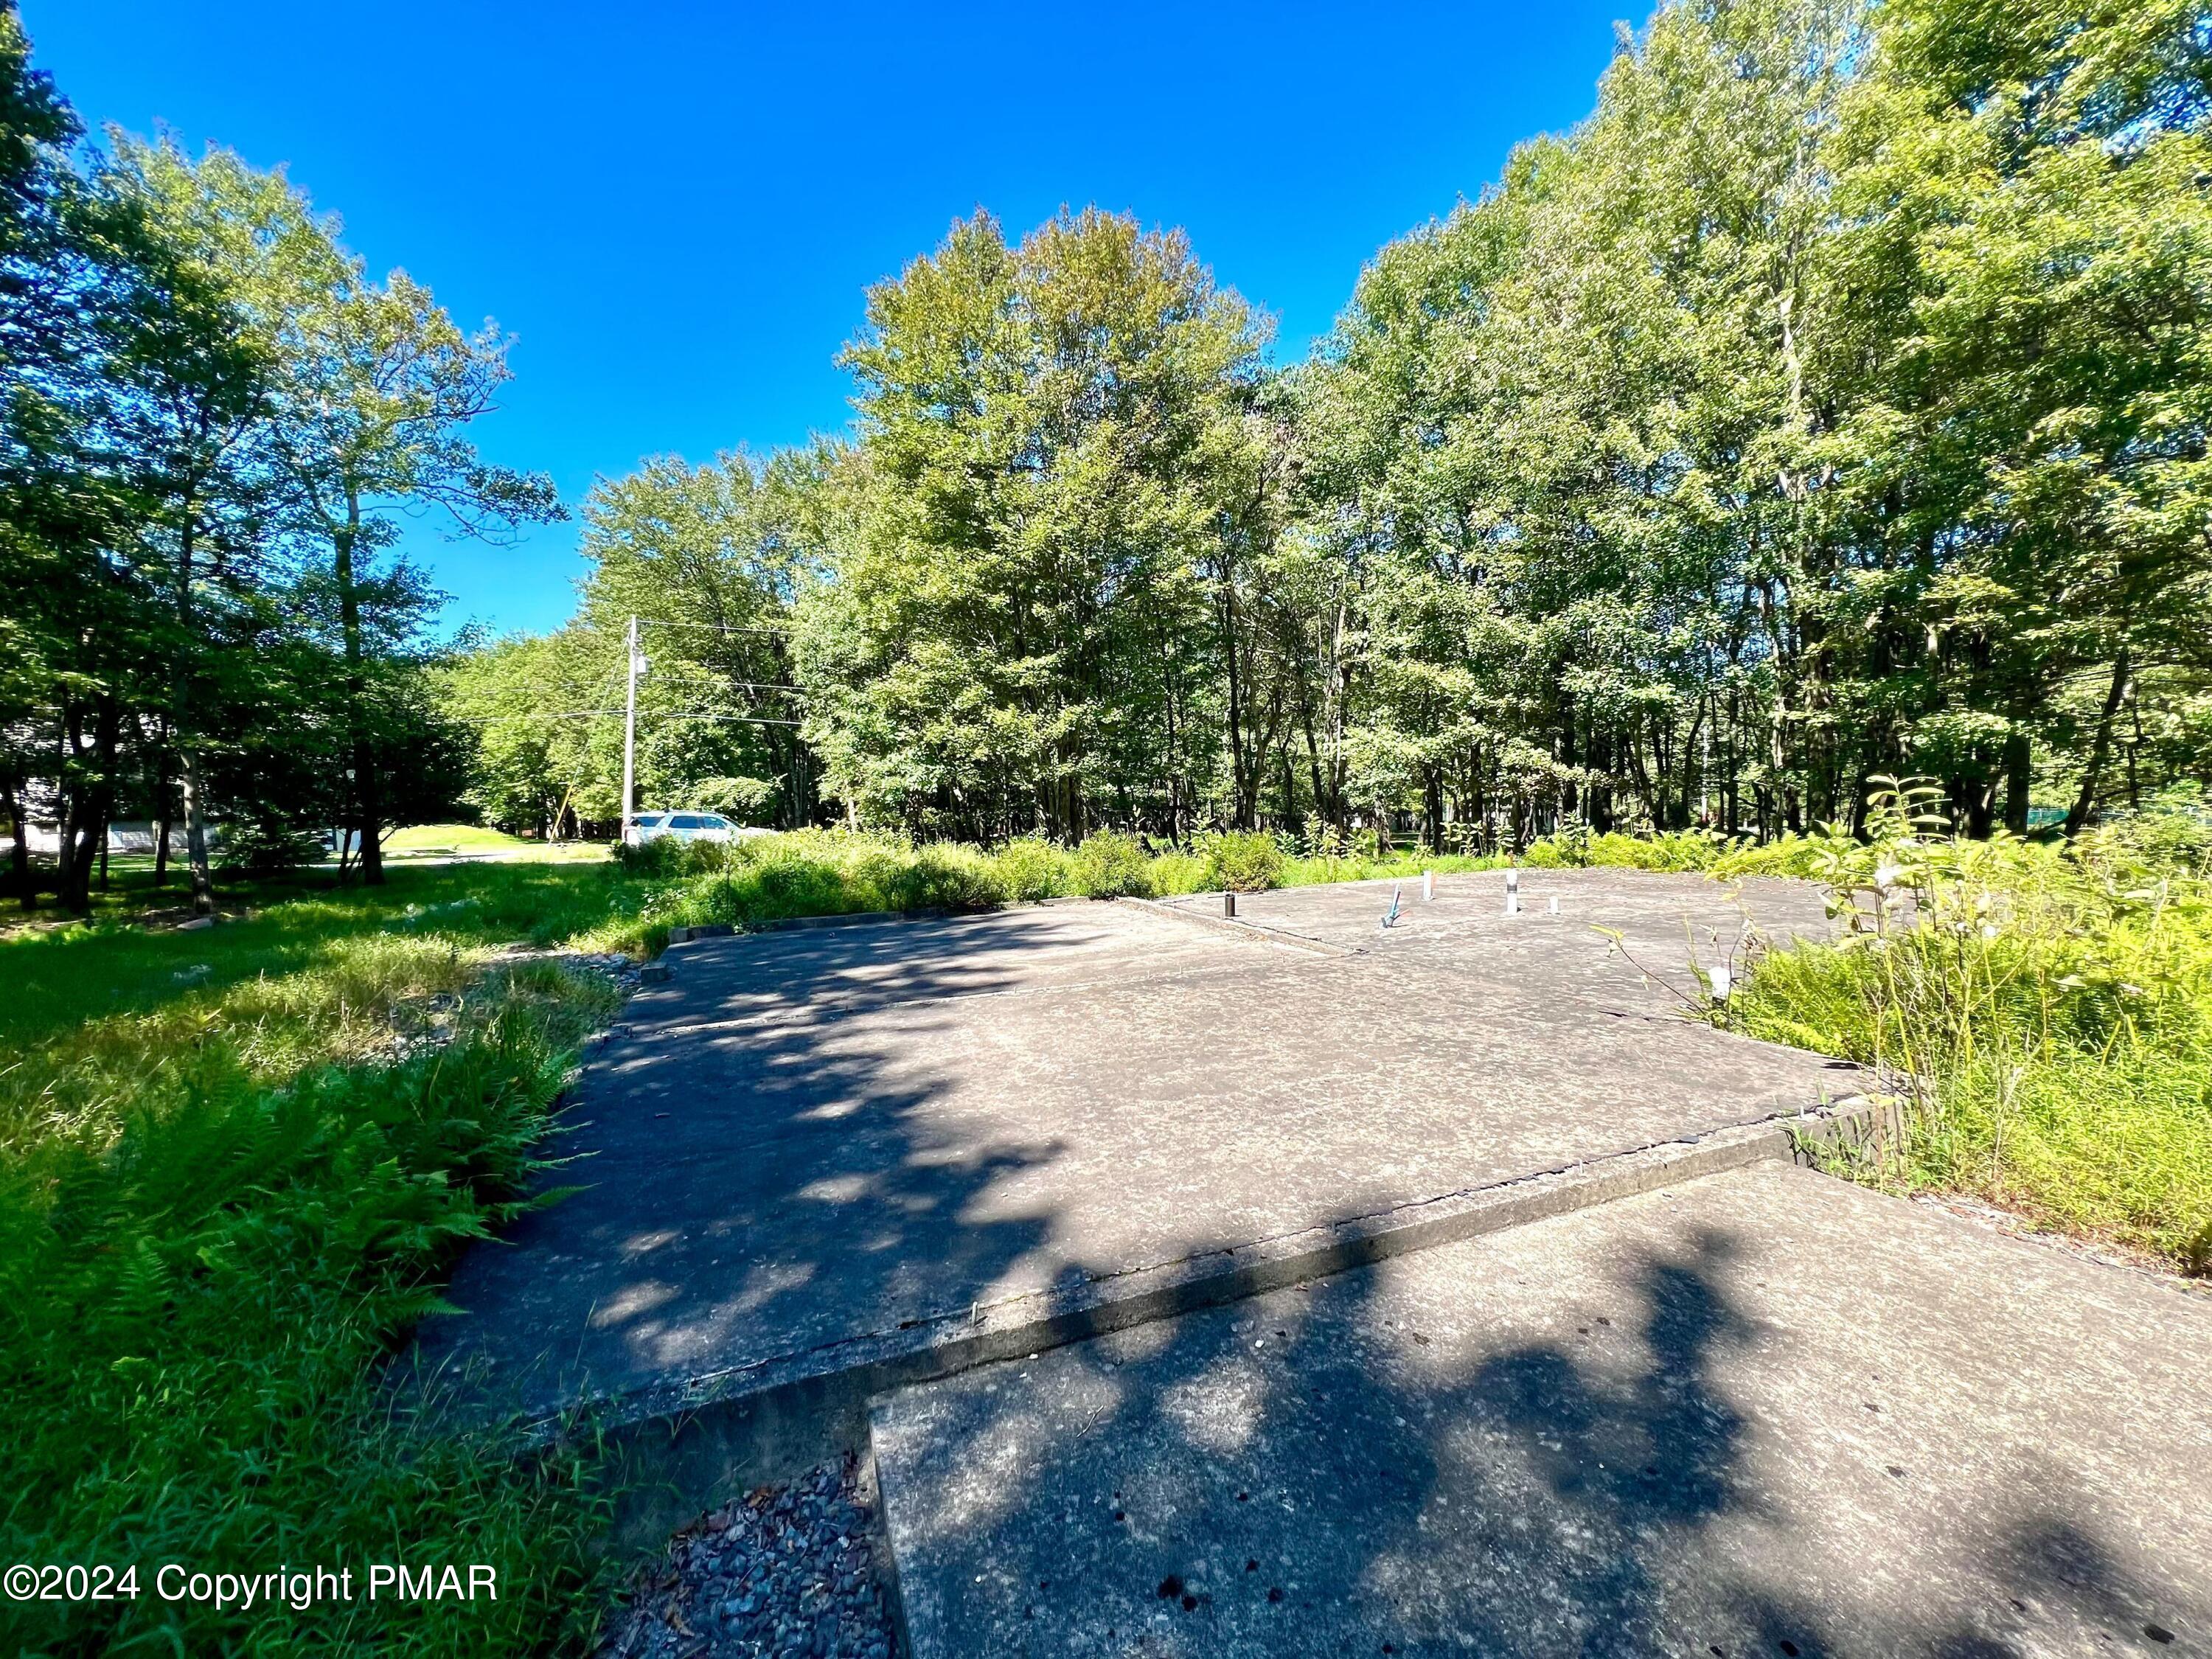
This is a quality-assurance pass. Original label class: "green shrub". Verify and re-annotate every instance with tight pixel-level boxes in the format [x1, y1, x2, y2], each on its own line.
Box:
[1205, 830, 1286, 892]
[1708, 833, 1826, 879]
[611, 835, 687, 876]
[1148, 850, 1212, 895]
[992, 836, 1074, 902]
[218, 813, 328, 874]
[882, 844, 1003, 911]
[1732, 779, 2212, 1270]
[1069, 831, 1154, 898]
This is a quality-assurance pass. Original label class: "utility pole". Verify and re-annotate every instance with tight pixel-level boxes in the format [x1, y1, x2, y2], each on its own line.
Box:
[621, 616, 644, 843]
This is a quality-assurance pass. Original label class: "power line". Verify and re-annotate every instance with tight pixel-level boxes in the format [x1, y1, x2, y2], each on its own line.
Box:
[449, 710, 804, 726]
[581, 616, 797, 636]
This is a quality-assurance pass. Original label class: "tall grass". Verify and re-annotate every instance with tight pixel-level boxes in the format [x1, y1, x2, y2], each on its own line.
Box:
[1, 872, 629, 1658]
[1731, 783, 2212, 1273]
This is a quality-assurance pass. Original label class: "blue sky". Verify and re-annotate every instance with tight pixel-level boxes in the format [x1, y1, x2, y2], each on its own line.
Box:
[21, 1, 1630, 636]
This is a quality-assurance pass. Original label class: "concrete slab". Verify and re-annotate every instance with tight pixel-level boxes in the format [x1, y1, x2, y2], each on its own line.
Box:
[874, 1163, 2212, 1659]
[422, 879, 1862, 1433]
[1160, 869, 1838, 1012]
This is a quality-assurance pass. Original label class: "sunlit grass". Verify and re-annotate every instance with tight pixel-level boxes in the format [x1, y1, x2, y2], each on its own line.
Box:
[383, 821, 543, 854]
[1731, 788, 2212, 1273]
[1, 866, 634, 1658]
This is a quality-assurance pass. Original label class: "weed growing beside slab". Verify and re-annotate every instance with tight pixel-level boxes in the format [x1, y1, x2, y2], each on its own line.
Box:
[1729, 791, 2212, 1276]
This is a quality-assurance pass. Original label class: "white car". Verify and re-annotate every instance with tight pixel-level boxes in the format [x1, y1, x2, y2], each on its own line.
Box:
[626, 810, 745, 847]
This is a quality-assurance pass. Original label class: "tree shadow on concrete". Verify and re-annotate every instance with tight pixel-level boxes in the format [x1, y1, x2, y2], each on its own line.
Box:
[875, 1214, 2205, 1658]
[400, 903, 2198, 1654]
[414, 915, 1131, 1420]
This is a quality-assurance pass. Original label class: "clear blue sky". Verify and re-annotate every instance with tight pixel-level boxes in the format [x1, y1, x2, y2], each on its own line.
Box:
[21, 1, 1630, 636]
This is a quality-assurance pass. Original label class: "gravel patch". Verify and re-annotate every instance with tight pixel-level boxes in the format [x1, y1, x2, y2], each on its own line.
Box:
[494, 944, 648, 995]
[597, 1453, 898, 1659]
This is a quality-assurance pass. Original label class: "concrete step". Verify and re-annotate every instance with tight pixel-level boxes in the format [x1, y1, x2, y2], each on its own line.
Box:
[872, 1164, 2212, 1659]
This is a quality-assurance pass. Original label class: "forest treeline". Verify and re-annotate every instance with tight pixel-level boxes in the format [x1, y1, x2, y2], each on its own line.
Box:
[10, 0, 2212, 908]
[465, 0, 2212, 851]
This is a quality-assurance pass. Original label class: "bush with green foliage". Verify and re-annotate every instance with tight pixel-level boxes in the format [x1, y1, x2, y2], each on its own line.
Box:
[992, 836, 1075, 902]
[1204, 830, 1287, 892]
[1732, 782, 2212, 1273]
[1068, 831, 1155, 898]
[218, 814, 330, 875]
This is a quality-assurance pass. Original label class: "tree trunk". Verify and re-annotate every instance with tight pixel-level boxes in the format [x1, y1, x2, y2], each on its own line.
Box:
[2064, 647, 2131, 835]
[2003, 728, 2031, 835]
[153, 770, 171, 888]
[174, 515, 215, 915]
[179, 751, 213, 914]
[59, 697, 121, 915]
[3, 776, 31, 908]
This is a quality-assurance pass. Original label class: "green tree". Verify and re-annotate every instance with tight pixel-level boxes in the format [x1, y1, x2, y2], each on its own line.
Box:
[799, 209, 1267, 841]
[1820, 0, 2212, 832]
[575, 451, 814, 827]
[70, 138, 281, 914]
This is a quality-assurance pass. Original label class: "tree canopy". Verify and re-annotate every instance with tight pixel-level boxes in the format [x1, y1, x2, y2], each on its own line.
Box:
[0, 4, 551, 909]
[9, 0, 2209, 889]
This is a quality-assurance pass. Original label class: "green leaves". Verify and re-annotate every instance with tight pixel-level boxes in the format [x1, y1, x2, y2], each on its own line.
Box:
[798, 209, 1270, 841]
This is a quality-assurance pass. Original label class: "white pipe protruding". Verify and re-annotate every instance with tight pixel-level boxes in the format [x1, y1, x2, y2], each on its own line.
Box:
[1548, 895, 1559, 916]
[1505, 866, 1520, 917]
[1422, 870, 1434, 902]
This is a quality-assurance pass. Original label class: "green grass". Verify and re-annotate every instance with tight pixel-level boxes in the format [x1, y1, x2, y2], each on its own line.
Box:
[382, 822, 548, 856]
[0, 863, 647, 1658]
[1729, 787, 2212, 1273]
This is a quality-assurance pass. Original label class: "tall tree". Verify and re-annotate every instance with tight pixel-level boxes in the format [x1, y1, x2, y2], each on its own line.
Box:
[83, 138, 280, 914]
[260, 212, 562, 882]
[1820, 0, 2212, 832]
[799, 209, 1267, 841]
[575, 451, 815, 827]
